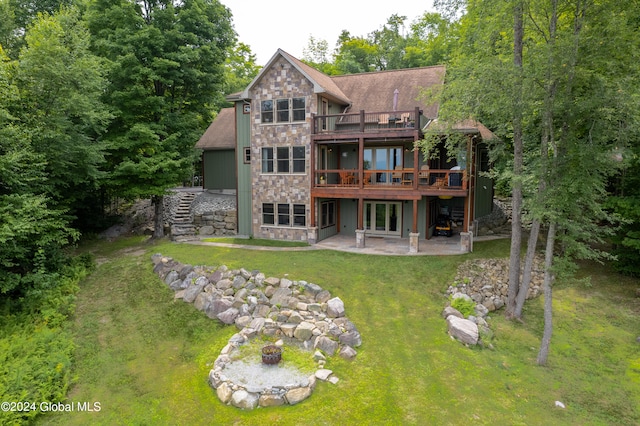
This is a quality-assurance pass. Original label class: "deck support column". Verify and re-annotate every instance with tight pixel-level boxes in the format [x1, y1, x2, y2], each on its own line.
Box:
[409, 232, 420, 253]
[356, 229, 366, 248]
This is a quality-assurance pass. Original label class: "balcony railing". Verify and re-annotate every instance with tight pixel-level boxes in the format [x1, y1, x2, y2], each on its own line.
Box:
[313, 168, 467, 191]
[312, 108, 421, 135]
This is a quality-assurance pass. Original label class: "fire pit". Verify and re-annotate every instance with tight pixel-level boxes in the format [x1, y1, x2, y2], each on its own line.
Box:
[261, 345, 282, 365]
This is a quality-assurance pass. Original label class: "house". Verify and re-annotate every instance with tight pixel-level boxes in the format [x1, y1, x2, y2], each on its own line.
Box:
[196, 49, 494, 253]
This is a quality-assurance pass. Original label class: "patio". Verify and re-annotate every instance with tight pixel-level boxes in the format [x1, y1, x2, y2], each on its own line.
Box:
[315, 233, 465, 256]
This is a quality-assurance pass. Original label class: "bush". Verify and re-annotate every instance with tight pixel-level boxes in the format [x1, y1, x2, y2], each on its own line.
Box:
[0, 255, 91, 425]
[450, 295, 476, 318]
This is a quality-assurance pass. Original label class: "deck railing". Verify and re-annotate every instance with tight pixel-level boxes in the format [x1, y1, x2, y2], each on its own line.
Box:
[313, 169, 467, 190]
[312, 108, 421, 135]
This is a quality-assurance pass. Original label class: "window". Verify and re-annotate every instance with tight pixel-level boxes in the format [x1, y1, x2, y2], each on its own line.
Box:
[262, 203, 275, 225]
[261, 146, 305, 174]
[320, 201, 336, 229]
[277, 204, 290, 226]
[276, 99, 289, 122]
[243, 147, 251, 164]
[292, 97, 305, 121]
[293, 204, 306, 227]
[277, 147, 289, 173]
[292, 146, 305, 173]
[262, 203, 306, 227]
[261, 100, 273, 123]
[263, 97, 306, 124]
[261, 148, 273, 173]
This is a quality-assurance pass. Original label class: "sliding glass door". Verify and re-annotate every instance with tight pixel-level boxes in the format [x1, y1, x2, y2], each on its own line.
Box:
[364, 201, 401, 236]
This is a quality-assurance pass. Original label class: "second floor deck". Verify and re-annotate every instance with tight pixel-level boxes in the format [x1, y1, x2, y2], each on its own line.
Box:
[311, 167, 468, 199]
[311, 107, 424, 138]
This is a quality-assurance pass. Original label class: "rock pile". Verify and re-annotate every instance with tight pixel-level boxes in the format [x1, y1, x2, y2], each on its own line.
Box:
[150, 254, 361, 409]
[444, 257, 545, 347]
[447, 257, 544, 312]
[442, 298, 492, 346]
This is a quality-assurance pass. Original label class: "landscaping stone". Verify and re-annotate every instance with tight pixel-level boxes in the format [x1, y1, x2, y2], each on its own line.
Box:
[326, 297, 345, 318]
[446, 316, 479, 345]
[151, 254, 361, 410]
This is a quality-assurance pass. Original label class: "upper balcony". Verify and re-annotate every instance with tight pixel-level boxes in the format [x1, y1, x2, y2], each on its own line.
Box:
[311, 107, 423, 139]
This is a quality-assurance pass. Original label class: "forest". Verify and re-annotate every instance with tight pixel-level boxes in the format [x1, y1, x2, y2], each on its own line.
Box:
[0, 0, 639, 423]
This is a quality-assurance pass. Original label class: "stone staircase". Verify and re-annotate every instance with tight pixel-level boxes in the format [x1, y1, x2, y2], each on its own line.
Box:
[170, 192, 198, 241]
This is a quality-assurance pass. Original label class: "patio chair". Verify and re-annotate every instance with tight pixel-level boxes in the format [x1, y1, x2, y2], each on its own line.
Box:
[418, 165, 429, 184]
[339, 170, 355, 185]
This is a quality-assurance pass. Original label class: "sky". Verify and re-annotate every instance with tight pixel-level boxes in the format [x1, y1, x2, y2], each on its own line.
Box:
[221, 0, 436, 65]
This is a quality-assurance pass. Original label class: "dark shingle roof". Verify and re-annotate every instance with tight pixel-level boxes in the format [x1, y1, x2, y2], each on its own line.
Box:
[195, 107, 235, 150]
[331, 66, 445, 119]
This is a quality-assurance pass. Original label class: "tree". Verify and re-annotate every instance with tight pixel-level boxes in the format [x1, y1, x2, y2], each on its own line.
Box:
[435, 0, 639, 364]
[224, 42, 261, 98]
[11, 6, 111, 226]
[0, 43, 78, 297]
[86, 0, 235, 237]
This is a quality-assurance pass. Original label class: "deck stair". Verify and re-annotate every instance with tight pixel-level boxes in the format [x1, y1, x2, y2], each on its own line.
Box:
[170, 192, 197, 241]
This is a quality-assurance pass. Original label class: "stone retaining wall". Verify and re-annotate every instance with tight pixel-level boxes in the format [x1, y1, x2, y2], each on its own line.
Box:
[150, 254, 360, 409]
[194, 210, 237, 236]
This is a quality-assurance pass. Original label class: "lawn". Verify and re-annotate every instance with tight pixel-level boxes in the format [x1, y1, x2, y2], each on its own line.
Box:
[38, 237, 640, 425]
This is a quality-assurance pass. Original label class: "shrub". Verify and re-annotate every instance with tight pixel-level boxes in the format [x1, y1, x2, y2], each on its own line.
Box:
[450, 295, 476, 318]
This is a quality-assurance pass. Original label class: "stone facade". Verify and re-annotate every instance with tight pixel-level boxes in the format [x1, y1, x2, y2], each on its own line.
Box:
[250, 60, 315, 241]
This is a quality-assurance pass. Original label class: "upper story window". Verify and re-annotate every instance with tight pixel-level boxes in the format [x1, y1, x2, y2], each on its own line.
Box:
[261, 97, 306, 124]
[261, 146, 306, 174]
[261, 100, 273, 123]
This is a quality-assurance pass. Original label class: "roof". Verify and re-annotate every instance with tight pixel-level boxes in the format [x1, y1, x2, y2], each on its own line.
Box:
[240, 49, 351, 104]
[425, 119, 497, 140]
[331, 66, 445, 119]
[195, 107, 235, 150]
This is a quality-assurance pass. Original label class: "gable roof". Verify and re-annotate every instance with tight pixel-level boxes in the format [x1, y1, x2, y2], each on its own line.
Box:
[331, 66, 445, 119]
[240, 49, 351, 104]
[196, 107, 235, 150]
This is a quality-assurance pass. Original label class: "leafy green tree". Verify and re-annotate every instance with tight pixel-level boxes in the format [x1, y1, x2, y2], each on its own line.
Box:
[404, 12, 457, 67]
[86, 0, 235, 237]
[224, 42, 261, 98]
[11, 6, 111, 227]
[0, 44, 78, 296]
[434, 0, 639, 364]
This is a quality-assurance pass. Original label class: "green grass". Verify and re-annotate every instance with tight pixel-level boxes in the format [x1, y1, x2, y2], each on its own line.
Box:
[37, 237, 640, 425]
[201, 237, 310, 247]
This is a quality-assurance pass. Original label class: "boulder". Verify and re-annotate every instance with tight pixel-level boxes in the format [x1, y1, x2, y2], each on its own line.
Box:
[216, 382, 233, 404]
[205, 298, 233, 320]
[271, 288, 292, 306]
[442, 306, 463, 319]
[339, 345, 358, 360]
[314, 336, 339, 356]
[446, 316, 479, 345]
[326, 297, 345, 318]
[217, 307, 239, 325]
[194, 292, 215, 311]
[285, 387, 312, 405]
[231, 390, 259, 410]
[183, 282, 206, 303]
[293, 321, 315, 341]
[339, 331, 362, 348]
[259, 393, 285, 407]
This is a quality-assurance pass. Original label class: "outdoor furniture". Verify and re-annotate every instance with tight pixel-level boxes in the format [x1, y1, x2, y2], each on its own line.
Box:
[339, 170, 355, 185]
[401, 168, 413, 185]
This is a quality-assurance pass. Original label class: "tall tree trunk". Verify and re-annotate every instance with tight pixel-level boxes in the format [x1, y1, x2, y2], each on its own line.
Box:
[152, 195, 165, 239]
[506, 0, 525, 319]
[515, 0, 558, 320]
[537, 221, 556, 366]
[514, 219, 540, 318]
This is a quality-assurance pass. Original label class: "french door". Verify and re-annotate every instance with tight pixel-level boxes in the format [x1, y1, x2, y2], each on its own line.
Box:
[364, 202, 401, 236]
